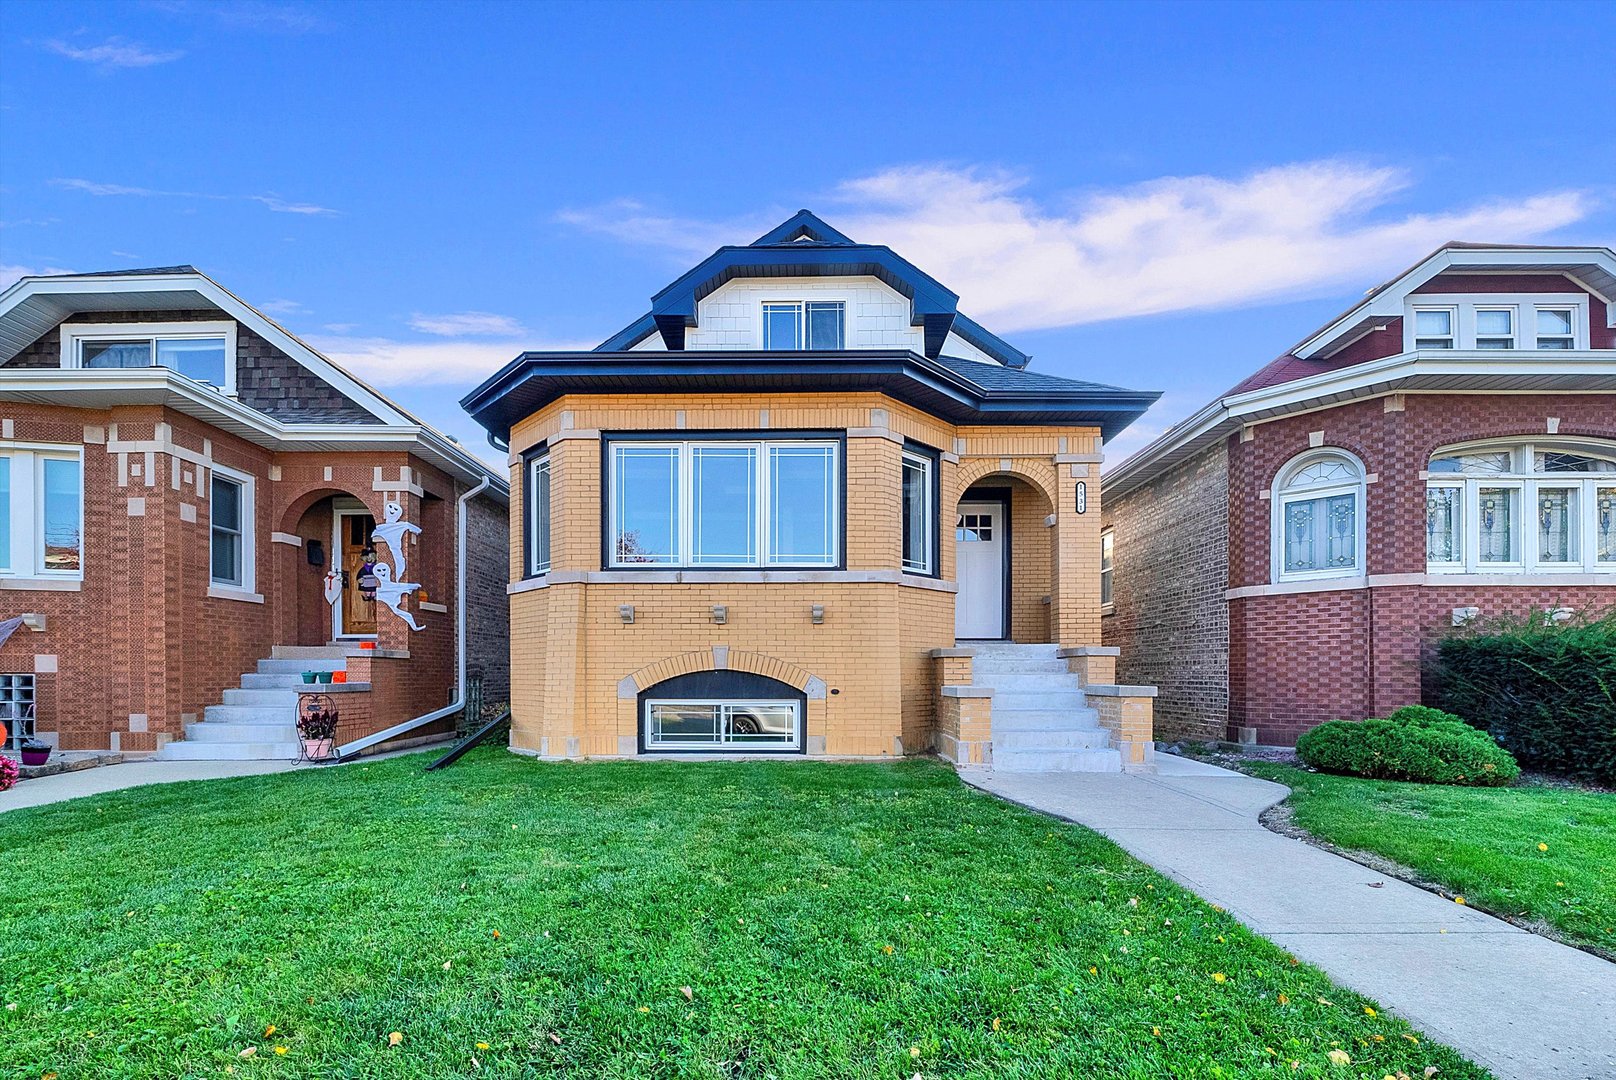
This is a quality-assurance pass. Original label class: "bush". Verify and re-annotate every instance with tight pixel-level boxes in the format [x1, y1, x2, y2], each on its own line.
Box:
[0, 755, 17, 792]
[1297, 705, 1520, 786]
[1431, 607, 1616, 783]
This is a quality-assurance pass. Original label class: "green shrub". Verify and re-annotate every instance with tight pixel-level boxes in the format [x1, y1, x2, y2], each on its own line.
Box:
[1297, 706, 1520, 786]
[1431, 607, 1616, 783]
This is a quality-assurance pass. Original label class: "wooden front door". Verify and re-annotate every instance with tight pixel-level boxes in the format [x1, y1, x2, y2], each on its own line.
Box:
[335, 510, 378, 637]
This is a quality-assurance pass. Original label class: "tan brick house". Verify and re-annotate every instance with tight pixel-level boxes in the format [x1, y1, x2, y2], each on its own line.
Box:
[462, 212, 1161, 769]
[0, 268, 509, 758]
[1102, 243, 1616, 745]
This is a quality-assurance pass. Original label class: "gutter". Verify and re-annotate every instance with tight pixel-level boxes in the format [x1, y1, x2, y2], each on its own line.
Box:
[334, 475, 493, 759]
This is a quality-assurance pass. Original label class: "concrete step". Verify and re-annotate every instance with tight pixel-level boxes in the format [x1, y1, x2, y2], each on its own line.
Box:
[993, 747, 1122, 773]
[967, 643, 1060, 656]
[971, 658, 1072, 675]
[240, 673, 314, 690]
[993, 707, 1101, 730]
[223, 688, 301, 707]
[995, 727, 1111, 751]
[185, 720, 299, 743]
[205, 704, 297, 725]
[158, 740, 302, 761]
[258, 657, 346, 675]
[990, 689, 1088, 711]
[272, 645, 354, 661]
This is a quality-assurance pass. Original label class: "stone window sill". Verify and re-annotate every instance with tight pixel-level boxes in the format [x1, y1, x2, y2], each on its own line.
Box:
[207, 584, 265, 604]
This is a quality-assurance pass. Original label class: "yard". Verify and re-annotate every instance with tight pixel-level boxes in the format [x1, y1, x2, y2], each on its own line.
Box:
[1245, 763, 1616, 959]
[1, 752, 1482, 1079]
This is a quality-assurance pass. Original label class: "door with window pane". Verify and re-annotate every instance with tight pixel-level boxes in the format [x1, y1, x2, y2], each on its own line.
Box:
[955, 502, 1005, 639]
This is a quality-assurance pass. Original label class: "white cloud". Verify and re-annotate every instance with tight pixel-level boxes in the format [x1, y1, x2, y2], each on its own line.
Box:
[256, 298, 306, 315]
[563, 161, 1593, 333]
[52, 178, 337, 215]
[46, 38, 184, 69]
[556, 199, 769, 261]
[408, 311, 526, 337]
[54, 178, 168, 197]
[148, 0, 326, 33]
[308, 335, 592, 388]
[1, 263, 75, 290]
[248, 195, 339, 216]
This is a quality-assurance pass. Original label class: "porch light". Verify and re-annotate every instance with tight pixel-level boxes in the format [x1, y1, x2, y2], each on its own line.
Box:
[810, 603, 825, 625]
[618, 604, 635, 624]
[1451, 606, 1480, 627]
[711, 605, 728, 625]
[20, 613, 47, 632]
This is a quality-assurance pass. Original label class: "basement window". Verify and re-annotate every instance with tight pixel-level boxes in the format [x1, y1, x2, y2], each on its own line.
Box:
[644, 699, 801, 751]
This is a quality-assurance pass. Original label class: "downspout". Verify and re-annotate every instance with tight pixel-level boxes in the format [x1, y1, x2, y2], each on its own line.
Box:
[335, 475, 493, 758]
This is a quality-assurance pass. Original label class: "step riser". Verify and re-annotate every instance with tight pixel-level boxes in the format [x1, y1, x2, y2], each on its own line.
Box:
[993, 748, 1122, 773]
[185, 722, 299, 743]
[271, 645, 355, 661]
[996, 729, 1111, 751]
[257, 658, 347, 675]
[222, 689, 301, 707]
[993, 708, 1100, 729]
[972, 661, 1072, 675]
[990, 692, 1087, 711]
[205, 705, 298, 725]
[240, 674, 312, 690]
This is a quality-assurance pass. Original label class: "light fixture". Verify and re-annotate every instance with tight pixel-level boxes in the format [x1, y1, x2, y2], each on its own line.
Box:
[711, 604, 728, 625]
[810, 603, 825, 625]
[20, 613, 47, 632]
[1451, 606, 1480, 627]
[618, 604, 635, 624]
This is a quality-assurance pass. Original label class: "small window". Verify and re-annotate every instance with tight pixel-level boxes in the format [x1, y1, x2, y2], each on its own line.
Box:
[761, 301, 845, 350]
[900, 450, 934, 575]
[645, 699, 801, 750]
[528, 452, 551, 575]
[1536, 308, 1575, 350]
[1100, 530, 1114, 607]
[1474, 308, 1515, 349]
[1413, 309, 1455, 349]
[956, 513, 993, 542]
[0, 455, 9, 571]
[210, 475, 245, 586]
[1273, 451, 1363, 581]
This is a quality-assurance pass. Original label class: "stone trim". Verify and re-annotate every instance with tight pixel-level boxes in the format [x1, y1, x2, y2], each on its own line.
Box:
[1083, 683, 1159, 697]
[939, 685, 993, 698]
[1057, 646, 1120, 657]
[507, 569, 959, 593]
[928, 647, 976, 658]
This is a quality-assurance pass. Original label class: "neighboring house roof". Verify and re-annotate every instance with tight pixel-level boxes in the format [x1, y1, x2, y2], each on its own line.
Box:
[1103, 242, 1616, 500]
[596, 210, 1032, 368]
[0, 268, 506, 494]
[465, 210, 1158, 445]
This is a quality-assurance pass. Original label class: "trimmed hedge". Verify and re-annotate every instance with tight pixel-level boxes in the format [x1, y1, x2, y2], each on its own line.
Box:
[1431, 607, 1616, 783]
[1297, 705, 1520, 786]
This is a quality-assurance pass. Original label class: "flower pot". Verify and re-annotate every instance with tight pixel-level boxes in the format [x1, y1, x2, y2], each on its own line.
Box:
[359, 641, 377, 651]
[317, 671, 335, 684]
[20, 747, 51, 767]
[302, 738, 334, 762]
[301, 672, 317, 684]
[332, 671, 347, 684]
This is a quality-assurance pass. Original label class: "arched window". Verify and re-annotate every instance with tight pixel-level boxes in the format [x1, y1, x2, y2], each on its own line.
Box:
[1427, 438, 1616, 573]
[1273, 450, 1365, 582]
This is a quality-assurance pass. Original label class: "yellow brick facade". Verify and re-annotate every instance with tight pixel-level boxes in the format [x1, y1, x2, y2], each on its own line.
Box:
[503, 392, 1107, 758]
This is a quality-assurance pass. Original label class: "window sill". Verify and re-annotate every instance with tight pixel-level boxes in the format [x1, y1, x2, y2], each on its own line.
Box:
[1101, 603, 1115, 617]
[208, 584, 264, 604]
[507, 569, 958, 592]
[0, 575, 82, 592]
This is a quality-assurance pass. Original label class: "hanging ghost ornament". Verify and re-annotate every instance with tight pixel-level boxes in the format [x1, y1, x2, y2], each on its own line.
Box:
[371, 562, 423, 631]
[323, 569, 343, 606]
[371, 501, 421, 581]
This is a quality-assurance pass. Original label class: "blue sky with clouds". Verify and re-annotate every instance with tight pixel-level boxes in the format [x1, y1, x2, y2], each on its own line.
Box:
[3, 0, 1612, 463]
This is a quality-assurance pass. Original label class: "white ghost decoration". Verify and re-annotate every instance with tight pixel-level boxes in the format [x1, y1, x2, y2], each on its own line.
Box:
[371, 563, 423, 631]
[370, 501, 421, 581]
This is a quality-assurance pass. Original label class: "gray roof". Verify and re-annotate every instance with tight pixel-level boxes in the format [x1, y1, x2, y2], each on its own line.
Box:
[932, 355, 1129, 394]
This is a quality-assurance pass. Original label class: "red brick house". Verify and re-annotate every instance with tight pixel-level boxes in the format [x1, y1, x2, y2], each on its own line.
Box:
[0, 268, 509, 758]
[1101, 243, 1616, 745]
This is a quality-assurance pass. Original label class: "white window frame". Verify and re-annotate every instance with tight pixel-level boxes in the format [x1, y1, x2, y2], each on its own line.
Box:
[1403, 295, 1588, 352]
[1411, 305, 1457, 349]
[607, 438, 840, 569]
[1425, 439, 1616, 574]
[758, 299, 848, 350]
[1100, 529, 1115, 610]
[900, 449, 935, 575]
[643, 698, 802, 751]
[1473, 306, 1516, 350]
[0, 443, 84, 581]
[528, 451, 551, 576]
[60, 320, 238, 395]
[1535, 306, 1577, 349]
[207, 463, 256, 594]
[1271, 449, 1366, 584]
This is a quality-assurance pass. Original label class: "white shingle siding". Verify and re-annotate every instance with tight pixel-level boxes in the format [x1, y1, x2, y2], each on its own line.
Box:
[687, 276, 925, 351]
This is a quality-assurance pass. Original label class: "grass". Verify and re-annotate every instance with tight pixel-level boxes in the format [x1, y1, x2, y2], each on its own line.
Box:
[1245, 763, 1616, 957]
[1, 752, 1483, 1079]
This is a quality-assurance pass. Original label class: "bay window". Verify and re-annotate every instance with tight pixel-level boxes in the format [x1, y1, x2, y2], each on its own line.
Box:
[1273, 451, 1364, 582]
[0, 446, 83, 579]
[1427, 440, 1616, 573]
[608, 437, 840, 568]
[900, 448, 936, 575]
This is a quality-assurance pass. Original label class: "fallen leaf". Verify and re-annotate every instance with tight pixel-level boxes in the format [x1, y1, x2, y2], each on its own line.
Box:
[1152, 1026, 1161, 1036]
[273, 1047, 288, 1056]
[1538, 843, 1548, 852]
[1088, 966, 1098, 976]
[264, 1025, 276, 1037]
[1277, 993, 1290, 1005]
[1211, 972, 1227, 983]
[1424, 1068, 1439, 1078]
[388, 1031, 404, 1047]
[476, 1041, 490, 1049]
[1327, 1049, 1352, 1065]
[910, 1046, 921, 1058]
[1128, 897, 1139, 907]
[491, 930, 501, 939]
[1453, 896, 1466, 906]
[1364, 1006, 1376, 1017]
[548, 1032, 562, 1045]
[1317, 997, 1335, 1006]
[238, 1047, 257, 1059]
[991, 1017, 1001, 1031]
[679, 986, 693, 1001]
[443, 961, 452, 970]
[881, 945, 894, 955]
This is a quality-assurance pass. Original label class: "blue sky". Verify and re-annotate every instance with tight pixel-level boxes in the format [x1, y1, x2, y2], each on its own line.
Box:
[3, 0, 1612, 464]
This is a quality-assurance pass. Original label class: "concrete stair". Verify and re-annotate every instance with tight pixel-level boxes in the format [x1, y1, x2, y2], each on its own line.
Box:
[971, 643, 1120, 773]
[157, 645, 352, 761]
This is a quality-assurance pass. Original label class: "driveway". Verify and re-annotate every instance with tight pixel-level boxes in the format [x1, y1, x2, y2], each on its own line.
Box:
[965, 755, 1616, 1080]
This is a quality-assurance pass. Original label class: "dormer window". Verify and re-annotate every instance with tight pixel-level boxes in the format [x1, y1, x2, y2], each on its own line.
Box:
[762, 301, 845, 350]
[1413, 308, 1455, 349]
[1474, 308, 1515, 349]
[61, 321, 236, 393]
[1406, 295, 1586, 352]
[1536, 308, 1575, 349]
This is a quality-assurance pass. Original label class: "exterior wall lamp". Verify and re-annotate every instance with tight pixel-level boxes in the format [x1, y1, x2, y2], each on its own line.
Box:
[810, 603, 825, 625]
[618, 604, 635, 624]
[711, 605, 728, 625]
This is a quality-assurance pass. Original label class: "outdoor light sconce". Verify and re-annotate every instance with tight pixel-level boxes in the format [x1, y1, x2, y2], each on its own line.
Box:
[618, 604, 635, 624]
[20, 613, 47, 632]
[810, 603, 825, 625]
[711, 605, 728, 625]
[1451, 606, 1480, 627]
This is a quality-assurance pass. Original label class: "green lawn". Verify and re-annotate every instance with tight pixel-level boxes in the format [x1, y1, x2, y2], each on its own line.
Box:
[2, 752, 1482, 1079]
[1246, 763, 1616, 957]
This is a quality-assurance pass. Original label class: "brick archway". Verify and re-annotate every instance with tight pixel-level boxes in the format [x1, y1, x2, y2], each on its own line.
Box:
[954, 460, 1059, 512]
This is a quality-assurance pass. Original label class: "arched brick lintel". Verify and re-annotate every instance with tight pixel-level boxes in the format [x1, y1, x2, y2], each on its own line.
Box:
[617, 647, 827, 700]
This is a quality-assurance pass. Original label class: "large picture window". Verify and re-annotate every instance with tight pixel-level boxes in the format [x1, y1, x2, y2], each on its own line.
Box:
[900, 449, 935, 575]
[527, 451, 551, 575]
[0, 446, 82, 579]
[1272, 451, 1364, 582]
[1427, 439, 1616, 574]
[608, 437, 840, 568]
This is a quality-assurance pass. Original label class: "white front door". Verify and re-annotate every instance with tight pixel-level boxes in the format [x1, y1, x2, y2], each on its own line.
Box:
[955, 501, 1005, 639]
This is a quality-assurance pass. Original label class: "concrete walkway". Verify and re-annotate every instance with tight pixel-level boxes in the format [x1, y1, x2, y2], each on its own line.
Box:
[0, 757, 303, 812]
[965, 755, 1616, 1080]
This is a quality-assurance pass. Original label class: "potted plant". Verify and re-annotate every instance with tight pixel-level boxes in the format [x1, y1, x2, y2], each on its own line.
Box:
[0, 755, 19, 792]
[19, 739, 52, 767]
[297, 708, 339, 762]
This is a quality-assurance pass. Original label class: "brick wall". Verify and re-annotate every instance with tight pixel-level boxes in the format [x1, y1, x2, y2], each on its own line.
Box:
[1101, 443, 1229, 740]
[465, 491, 512, 704]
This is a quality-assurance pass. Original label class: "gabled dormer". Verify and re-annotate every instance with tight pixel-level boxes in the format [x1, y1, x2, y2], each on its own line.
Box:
[597, 210, 1030, 367]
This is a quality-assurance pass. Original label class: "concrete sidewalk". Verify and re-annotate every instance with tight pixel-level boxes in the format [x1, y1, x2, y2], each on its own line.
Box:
[965, 755, 1616, 1080]
[0, 757, 303, 812]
